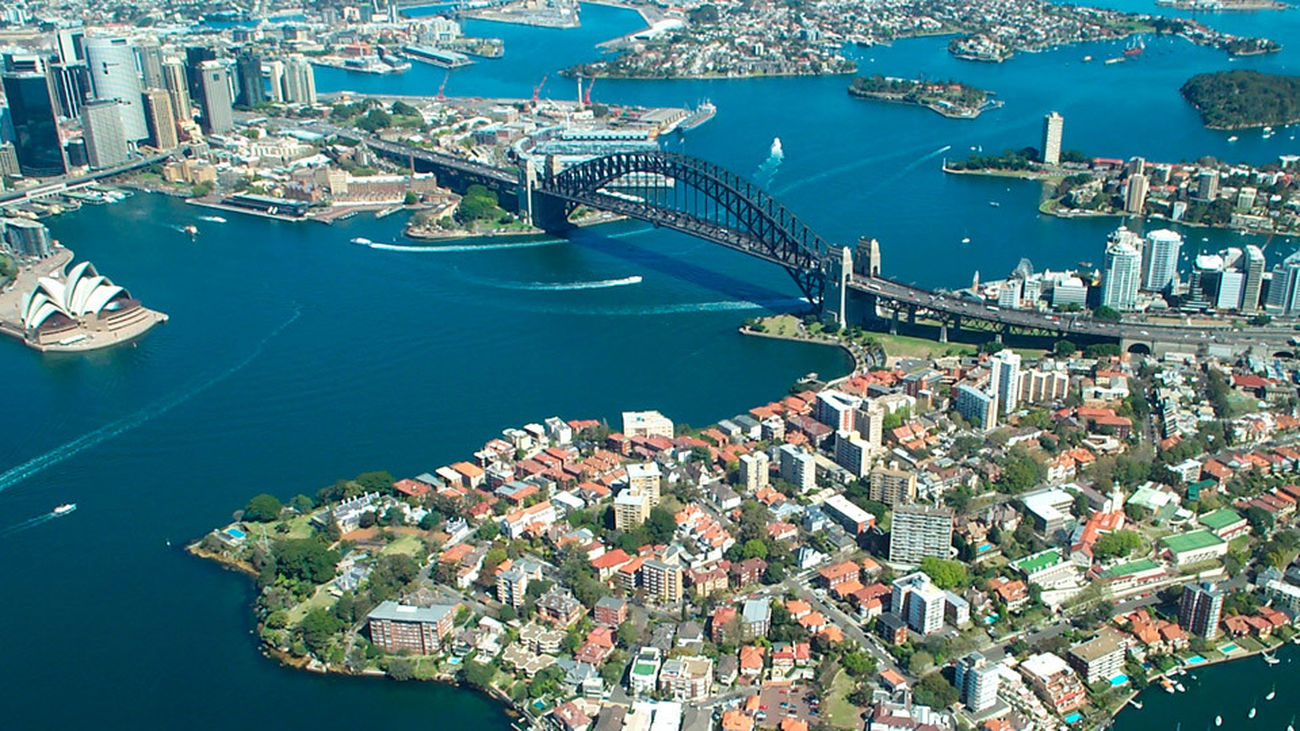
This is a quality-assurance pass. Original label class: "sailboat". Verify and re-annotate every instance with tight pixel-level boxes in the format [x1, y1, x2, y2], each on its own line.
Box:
[1215, 716, 1222, 727]
[1248, 700, 1256, 719]
[1286, 714, 1294, 731]
[1266, 686, 1276, 701]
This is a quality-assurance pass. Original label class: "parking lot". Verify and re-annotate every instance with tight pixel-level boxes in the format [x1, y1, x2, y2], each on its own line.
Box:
[754, 685, 824, 730]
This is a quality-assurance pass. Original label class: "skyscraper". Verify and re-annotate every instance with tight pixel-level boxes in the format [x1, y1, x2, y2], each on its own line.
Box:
[197, 60, 234, 135]
[1241, 244, 1266, 313]
[1266, 251, 1300, 314]
[1102, 227, 1142, 311]
[989, 350, 1022, 416]
[1, 65, 67, 177]
[264, 59, 285, 102]
[1124, 173, 1147, 214]
[142, 88, 178, 150]
[85, 36, 148, 142]
[283, 55, 317, 105]
[184, 46, 217, 101]
[82, 99, 128, 169]
[1179, 582, 1224, 640]
[235, 53, 265, 107]
[54, 29, 84, 65]
[889, 504, 954, 564]
[1142, 229, 1182, 293]
[136, 41, 165, 89]
[1041, 111, 1063, 166]
[161, 57, 192, 125]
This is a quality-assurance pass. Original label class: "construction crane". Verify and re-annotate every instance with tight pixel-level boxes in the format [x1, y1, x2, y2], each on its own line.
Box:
[532, 73, 548, 103]
[436, 70, 450, 100]
[583, 76, 596, 106]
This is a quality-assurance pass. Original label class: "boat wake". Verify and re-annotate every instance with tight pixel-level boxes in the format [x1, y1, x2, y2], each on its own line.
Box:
[565, 297, 809, 316]
[755, 137, 785, 188]
[497, 275, 644, 291]
[0, 305, 302, 495]
[776, 142, 950, 196]
[0, 511, 56, 538]
[198, 215, 227, 223]
[366, 239, 563, 253]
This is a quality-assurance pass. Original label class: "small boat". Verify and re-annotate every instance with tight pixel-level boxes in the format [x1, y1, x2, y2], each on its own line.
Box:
[1162, 678, 1176, 694]
[1264, 126, 1275, 138]
[183, 224, 198, 237]
[960, 237, 971, 244]
[1249, 707, 1256, 719]
[198, 215, 227, 223]
[1215, 716, 1222, 727]
[1263, 651, 1280, 665]
[1083, 55, 1093, 62]
[1105, 57, 1125, 65]
[1286, 714, 1294, 731]
[52, 503, 76, 516]
[349, 237, 373, 245]
[988, 201, 1000, 207]
[1128, 699, 1144, 710]
[1267, 687, 1276, 701]
[1175, 681, 1187, 692]
[1229, 135, 1239, 142]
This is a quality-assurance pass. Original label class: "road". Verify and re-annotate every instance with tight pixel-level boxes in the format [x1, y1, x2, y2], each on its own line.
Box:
[856, 275, 1300, 350]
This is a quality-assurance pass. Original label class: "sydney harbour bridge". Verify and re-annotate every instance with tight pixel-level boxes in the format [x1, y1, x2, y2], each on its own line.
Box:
[363, 135, 1296, 358]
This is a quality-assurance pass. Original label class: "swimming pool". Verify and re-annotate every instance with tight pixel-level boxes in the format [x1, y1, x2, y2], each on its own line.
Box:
[1064, 712, 1083, 724]
[1221, 643, 1240, 653]
[1185, 655, 1206, 664]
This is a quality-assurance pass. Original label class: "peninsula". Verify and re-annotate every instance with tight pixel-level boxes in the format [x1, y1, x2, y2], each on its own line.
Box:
[0, 218, 166, 353]
[563, 0, 1277, 79]
[848, 75, 999, 119]
[1181, 70, 1300, 130]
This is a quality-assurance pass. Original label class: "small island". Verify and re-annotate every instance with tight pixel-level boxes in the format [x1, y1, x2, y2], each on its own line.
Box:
[1156, 0, 1287, 9]
[1181, 70, 1300, 129]
[848, 75, 999, 119]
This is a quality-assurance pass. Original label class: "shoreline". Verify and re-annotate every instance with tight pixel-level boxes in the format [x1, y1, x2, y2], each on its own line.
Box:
[847, 87, 996, 119]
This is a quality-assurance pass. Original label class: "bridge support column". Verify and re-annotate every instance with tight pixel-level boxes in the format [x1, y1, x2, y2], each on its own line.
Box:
[907, 304, 916, 324]
[530, 192, 574, 233]
[890, 308, 899, 335]
[939, 322, 948, 344]
[994, 331, 1003, 345]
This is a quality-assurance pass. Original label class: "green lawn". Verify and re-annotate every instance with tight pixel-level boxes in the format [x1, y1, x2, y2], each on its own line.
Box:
[873, 333, 977, 360]
[825, 670, 860, 729]
[381, 533, 424, 557]
[288, 584, 334, 625]
[758, 314, 802, 337]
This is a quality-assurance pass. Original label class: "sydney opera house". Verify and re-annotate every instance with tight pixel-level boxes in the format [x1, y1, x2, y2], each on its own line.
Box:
[2, 258, 167, 351]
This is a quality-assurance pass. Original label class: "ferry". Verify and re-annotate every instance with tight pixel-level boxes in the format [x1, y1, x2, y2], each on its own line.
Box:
[350, 237, 373, 246]
[52, 503, 76, 516]
[677, 101, 716, 133]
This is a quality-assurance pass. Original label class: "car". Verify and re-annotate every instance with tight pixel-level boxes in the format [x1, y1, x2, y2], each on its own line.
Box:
[756, 713, 767, 721]
[760, 705, 768, 710]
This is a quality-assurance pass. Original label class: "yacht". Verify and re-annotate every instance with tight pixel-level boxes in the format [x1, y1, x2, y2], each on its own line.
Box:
[52, 503, 76, 516]
[1228, 135, 1239, 142]
[350, 237, 373, 246]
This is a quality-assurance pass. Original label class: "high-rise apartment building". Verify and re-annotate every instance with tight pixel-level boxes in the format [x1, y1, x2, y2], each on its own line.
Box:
[1179, 582, 1224, 639]
[854, 400, 884, 451]
[989, 350, 1022, 416]
[889, 504, 954, 564]
[1102, 227, 1142, 311]
[738, 451, 769, 492]
[955, 383, 997, 431]
[955, 652, 1000, 712]
[778, 444, 816, 493]
[235, 52, 265, 107]
[833, 430, 872, 478]
[869, 464, 918, 506]
[1124, 173, 1148, 214]
[1041, 111, 1063, 166]
[1241, 244, 1266, 313]
[1142, 229, 1182, 293]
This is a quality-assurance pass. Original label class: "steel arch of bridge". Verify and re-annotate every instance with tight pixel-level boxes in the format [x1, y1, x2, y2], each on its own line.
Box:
[540, 150, 830, 308]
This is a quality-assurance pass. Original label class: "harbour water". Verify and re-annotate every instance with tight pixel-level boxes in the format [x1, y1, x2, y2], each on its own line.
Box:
[3, 0, 1300, 726]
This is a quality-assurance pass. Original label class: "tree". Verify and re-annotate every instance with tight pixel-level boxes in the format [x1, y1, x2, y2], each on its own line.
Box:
[387, 657, 416, 681]
[920, 557, 969, 589]
[403, 191, 418, 205]
[463, 660, 495, 689]
[742, 538, 769, 560]
[274, 538, 341, 584]
[299, 608, 341, 655]
[842, 650, 876, 678]
[244, 493, 283, 522]
[646, 505, 677, 544]
[1093, 530, 1143, 561]
[1095, 306, 1124, 323]
[913, 671, 959, 708]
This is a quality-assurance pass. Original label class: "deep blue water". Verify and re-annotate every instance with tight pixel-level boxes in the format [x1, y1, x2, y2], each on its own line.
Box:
[2, 0, 1299, 726]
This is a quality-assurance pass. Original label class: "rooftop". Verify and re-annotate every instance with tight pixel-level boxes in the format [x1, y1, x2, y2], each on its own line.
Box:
[1198, 508, 1245, 531]
[1161, 529, 1226, 554]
